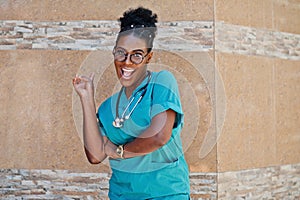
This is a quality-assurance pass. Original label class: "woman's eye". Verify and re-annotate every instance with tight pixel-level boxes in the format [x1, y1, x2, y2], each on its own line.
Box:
[116, 50, 125, 55]
[133, 53, 143, 58]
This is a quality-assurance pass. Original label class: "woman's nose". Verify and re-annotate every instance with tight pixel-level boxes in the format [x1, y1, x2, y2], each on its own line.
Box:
[124, 54, 133, 65]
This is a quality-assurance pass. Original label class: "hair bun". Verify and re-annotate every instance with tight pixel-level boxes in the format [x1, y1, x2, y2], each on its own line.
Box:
[119, 7, 157, 32]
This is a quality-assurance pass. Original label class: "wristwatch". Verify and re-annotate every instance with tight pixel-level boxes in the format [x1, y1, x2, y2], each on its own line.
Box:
[116, 145, 124, 159]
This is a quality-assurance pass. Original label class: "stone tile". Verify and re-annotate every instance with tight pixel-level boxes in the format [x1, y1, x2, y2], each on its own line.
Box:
[215, 0, 249, 26]
[0, 50, 108, 172]
[215, 22, 300, 60]
[0, 50, 44, 169]
[218, 163, 300, 199]
[0, 169, 219, 199]
[1, 165, 299, 199]
[274, 58, 300, 164]
[248, 0, 273, 29]
[216, 53, 277, 171]
[216, 0, 271, 29]
[273, 0, 300, 34]
[216, 0, 300, 34]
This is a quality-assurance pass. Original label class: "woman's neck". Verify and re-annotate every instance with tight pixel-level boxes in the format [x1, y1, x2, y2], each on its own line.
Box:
[125, 71, 149, 98]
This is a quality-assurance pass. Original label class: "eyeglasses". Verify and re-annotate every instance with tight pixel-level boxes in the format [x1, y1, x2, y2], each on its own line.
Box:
[113, 47, 149, 65]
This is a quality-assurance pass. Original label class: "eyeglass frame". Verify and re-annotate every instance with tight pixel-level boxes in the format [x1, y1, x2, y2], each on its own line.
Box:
[112, 47, 150, 65]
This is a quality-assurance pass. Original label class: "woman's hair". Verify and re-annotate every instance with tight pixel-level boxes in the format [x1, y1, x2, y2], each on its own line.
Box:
[116, 7, 158, 52]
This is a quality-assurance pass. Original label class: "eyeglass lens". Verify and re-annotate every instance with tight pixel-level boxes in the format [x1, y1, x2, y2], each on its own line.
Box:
[114, 48, 145, 64]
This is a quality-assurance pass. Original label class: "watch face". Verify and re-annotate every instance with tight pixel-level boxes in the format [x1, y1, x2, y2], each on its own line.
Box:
[116, 145, 123, 157]
[116, 147, 121, 154]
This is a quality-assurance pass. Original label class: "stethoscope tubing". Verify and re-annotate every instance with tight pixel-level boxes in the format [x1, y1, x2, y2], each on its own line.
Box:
[113, 71, 151, 128]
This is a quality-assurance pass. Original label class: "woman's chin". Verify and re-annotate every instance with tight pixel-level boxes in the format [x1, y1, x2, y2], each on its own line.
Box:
[119, 77, 133, 88]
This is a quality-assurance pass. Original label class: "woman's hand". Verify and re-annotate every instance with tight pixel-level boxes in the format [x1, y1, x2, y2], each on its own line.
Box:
[72, 73, 95, 99]
[104, 139, 120, 159]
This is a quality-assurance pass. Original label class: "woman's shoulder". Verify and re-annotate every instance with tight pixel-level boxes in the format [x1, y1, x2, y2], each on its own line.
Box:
[98, 92, 118, 113]
[151, 70, 177, 85]
[152, 70, 175, 78]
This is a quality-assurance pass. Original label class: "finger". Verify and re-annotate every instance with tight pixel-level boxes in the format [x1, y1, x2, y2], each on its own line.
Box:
[72, 76, 81, 85]
[72, 74, 79, 84]
[79, 75, 91, 82]
[89, 72, 95, 81]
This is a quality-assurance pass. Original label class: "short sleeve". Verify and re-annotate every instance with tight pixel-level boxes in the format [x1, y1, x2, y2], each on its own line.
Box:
[150, 70, 183, 127]
[97, 105, 108, 137]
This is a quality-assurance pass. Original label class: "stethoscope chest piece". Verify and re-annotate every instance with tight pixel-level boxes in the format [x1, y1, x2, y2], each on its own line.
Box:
[112, 117, 124, 128]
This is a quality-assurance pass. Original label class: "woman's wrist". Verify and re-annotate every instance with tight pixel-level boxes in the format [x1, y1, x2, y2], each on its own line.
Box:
[80, 96, 96, 113]
[80, 93, 95, 104]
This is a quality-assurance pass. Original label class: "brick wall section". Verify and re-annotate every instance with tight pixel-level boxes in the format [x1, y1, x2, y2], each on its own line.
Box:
[0, 169, 110, 199]
[215, 22, 300, 60]
[0, 169, 217, 200]
[1, 163, 299, 199]
[1, 20, 300, 60]
[190, 173, 217, 200]
[218, 163, 300, 200]
[0, 20, 213, 51]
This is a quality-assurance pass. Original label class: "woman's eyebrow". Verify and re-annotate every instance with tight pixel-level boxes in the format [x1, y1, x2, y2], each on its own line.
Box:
[115, 47, 145, 53]
[131, 49, 145, 53]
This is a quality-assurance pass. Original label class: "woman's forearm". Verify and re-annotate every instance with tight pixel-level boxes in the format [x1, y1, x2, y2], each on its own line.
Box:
[81, 96, 106, 164]
[122, 110, 175, 158]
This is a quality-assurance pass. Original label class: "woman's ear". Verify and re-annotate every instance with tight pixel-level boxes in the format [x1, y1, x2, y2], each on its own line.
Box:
[146, 52, 153, 64]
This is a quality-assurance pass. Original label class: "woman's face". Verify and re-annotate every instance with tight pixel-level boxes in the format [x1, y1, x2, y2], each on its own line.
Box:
[114, 33, 153, 90]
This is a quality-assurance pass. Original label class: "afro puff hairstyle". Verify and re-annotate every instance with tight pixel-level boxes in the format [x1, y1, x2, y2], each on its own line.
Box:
[116, 7, 158, 52]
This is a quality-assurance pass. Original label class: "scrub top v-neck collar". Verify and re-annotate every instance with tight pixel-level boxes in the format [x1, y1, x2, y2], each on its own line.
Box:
[123, 71, 152, 99]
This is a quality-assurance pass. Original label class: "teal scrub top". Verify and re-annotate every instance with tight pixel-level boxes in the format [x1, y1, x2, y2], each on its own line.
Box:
[98, 70, 190, 199]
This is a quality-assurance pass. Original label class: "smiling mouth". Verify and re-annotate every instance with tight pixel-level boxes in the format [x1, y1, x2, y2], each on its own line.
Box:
[121, 68, 135, 79]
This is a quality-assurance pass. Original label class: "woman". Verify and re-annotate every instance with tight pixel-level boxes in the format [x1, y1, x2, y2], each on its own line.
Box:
[73, 7, 190, 199]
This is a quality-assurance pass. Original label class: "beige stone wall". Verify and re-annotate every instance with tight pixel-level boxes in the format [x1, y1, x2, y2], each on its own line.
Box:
[0, 0, 300, 199]
[0, 0, 214, 21]
[215, 0, 300, 172]
[216, 0, 300, 34]
[0, 1, 217, 173]
[0, 1, 300, 198]
[0, 50, 107, 172]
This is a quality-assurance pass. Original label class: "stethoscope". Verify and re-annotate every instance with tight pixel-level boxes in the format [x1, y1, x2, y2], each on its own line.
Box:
[112, 71, 151, 128]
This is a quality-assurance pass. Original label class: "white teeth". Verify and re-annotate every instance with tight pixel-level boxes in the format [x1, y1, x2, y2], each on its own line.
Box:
[122, 68, 134, 72]
[122, 68, 134, 78]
